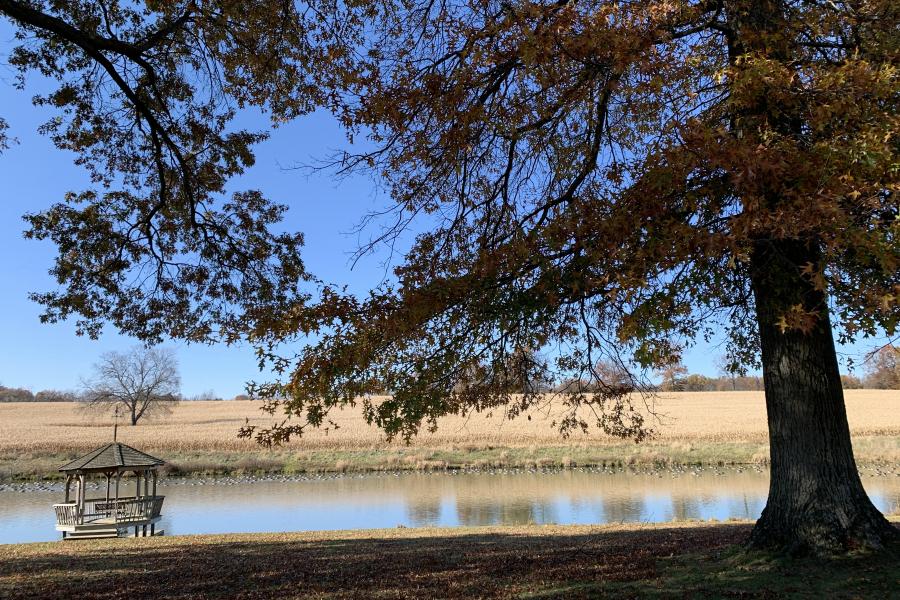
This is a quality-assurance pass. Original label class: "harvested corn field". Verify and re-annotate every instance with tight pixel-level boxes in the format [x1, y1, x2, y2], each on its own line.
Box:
[1, 390, 897, 480]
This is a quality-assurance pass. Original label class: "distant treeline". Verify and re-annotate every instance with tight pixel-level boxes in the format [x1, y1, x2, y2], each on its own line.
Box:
[3, 345, 897, 403]
[657, 373, 879, 392]
[660, 374, 764, 392]
[0, 386, 241, 402]
[0, 387, 80, 402]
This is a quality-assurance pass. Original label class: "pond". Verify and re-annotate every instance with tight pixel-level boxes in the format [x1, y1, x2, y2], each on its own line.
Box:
[1, 466, 898, 544]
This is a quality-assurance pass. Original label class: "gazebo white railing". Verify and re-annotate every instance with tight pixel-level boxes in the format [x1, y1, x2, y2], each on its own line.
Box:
[54, 495, 165, 528]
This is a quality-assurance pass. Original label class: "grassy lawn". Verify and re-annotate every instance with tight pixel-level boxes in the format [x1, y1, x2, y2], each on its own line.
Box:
[1, 521, 897, 599]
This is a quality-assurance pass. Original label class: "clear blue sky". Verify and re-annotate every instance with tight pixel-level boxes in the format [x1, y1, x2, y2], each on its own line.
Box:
[0, 27, 885, 397]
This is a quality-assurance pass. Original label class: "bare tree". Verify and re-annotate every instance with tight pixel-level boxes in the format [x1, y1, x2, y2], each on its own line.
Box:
[863, 345, 900, 390]
[656, 363, 688, 393]
[715, 354, 737, 392]
[593, 360, 636, 395]
[82, 347, 180, 425]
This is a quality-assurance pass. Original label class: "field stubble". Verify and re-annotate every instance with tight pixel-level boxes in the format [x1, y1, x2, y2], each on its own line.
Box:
[1, 391, 897, 479]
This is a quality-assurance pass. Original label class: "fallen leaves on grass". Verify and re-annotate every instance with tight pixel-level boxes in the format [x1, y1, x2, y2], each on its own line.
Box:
[0, 523, 748, 599]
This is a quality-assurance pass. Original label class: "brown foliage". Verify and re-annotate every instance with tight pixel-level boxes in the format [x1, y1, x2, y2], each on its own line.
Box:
[1, 0, 309, 343]
[2, 0, 897, 451]
[231, 0, 900, 449]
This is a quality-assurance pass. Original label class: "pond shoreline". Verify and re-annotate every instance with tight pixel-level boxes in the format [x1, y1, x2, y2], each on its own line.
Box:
[1, 462, 779, 493]
[3, 437, 899, 483]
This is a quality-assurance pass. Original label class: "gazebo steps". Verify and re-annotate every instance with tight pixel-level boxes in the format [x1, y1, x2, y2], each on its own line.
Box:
[64, 526, 165, 540]
[57, 521, 125, 532]
[65, 528, 119, 540]
[72, 521, 122, 529]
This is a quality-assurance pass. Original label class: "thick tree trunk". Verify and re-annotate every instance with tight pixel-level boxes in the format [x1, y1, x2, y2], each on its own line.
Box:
[749, 239, 897, 554]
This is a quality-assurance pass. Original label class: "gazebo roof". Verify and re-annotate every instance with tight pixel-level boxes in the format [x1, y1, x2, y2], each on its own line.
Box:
[59, 442, 165, 473]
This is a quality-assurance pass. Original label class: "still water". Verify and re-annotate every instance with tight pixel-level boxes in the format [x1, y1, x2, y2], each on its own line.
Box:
[1, 467, 898, 544]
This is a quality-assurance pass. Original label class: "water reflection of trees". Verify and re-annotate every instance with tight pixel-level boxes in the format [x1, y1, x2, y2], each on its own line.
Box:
[666, 491, 766, 521]
[310, 469, 779, 528]
[406, 494, 442, 526]
[455, 499, 558, 526]
[600, 496, 646, 523]
[670, 496, 702, 521]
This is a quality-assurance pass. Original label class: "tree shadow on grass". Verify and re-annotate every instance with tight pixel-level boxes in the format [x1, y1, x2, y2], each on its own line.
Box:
[615, 536, 900, 599]
[0, 524, 895, 599]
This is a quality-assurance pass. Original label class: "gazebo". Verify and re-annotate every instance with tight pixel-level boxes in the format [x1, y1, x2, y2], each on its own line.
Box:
[53, 442, 165, 540]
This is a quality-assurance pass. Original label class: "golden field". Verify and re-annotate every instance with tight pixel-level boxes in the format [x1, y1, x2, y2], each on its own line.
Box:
[1, 390, 898, 452]
[1, 390, 898, 478]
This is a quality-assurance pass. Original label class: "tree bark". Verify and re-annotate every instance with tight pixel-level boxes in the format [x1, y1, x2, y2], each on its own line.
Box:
[749, 238, 897, 554]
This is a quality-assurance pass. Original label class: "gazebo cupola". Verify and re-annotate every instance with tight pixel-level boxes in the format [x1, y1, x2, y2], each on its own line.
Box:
[54, 442, 165, 540]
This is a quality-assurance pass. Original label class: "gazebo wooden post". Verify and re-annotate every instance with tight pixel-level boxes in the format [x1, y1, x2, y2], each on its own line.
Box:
[141, 470, 149, 537]
[150, 470, 158, 536]
[115, 471, 121, 525]
[62, 474, 72, 540]
[73, 476, 79, 522]
[77, 474, 86, 525]
[105, 472, 111, 517]
[134, 470, 142, 537]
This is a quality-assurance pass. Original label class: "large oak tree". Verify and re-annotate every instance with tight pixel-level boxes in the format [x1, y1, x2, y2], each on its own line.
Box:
[244, 0, 899, 555]
[2, 1, 898, 555]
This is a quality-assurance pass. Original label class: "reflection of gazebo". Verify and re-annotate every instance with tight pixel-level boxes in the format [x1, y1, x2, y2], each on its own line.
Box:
[53, 443, 165, 540]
